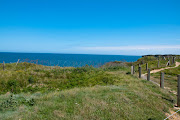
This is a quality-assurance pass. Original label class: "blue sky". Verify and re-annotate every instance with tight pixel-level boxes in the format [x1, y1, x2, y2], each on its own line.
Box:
[0, 0, 180, 55]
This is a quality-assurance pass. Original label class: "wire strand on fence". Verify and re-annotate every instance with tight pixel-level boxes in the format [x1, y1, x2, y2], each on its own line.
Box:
[164, 109, 180, 120]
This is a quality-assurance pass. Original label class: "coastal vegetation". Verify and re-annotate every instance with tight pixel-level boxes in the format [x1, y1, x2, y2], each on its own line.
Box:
[0, 55, 179, 120]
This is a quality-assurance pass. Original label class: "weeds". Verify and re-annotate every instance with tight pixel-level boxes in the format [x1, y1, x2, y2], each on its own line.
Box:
[0, 62, 127, 94]
[0, 95, 17, 111]
[0, 94, 35, 112]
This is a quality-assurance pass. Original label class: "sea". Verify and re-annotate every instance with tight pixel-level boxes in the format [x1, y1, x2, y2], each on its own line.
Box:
[0, 52, 141, 67]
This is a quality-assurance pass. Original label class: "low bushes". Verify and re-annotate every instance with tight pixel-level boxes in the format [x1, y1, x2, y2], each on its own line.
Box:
[0, 94, 35, 112]
[0, 63, 126, 94]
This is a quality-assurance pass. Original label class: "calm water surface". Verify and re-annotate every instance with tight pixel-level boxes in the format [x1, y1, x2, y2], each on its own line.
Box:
[0, 52, 141, 67]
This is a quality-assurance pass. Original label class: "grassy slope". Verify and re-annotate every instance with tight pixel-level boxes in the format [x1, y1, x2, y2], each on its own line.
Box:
[0, 57, 179, 120]
[0, 77, 176, 120]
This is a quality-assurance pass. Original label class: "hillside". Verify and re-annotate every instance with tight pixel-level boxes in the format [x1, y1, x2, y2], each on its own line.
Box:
[0, 56, 179, 120]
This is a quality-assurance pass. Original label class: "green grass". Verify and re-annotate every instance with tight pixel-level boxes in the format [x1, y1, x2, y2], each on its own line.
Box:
[0, 81, 176, 120]
[0, 56, 179, 120]
[0, 62, 129, 94]
[177, 59, 180, 62]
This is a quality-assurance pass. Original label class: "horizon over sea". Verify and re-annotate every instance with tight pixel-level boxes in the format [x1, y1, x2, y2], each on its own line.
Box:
[0, 52, 141, 67]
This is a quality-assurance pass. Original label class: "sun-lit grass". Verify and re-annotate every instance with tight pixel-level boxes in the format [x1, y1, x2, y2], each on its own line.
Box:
[0, 81, 176, 120]
[0, 56, 179, 120]
[0, 62, 128, 94]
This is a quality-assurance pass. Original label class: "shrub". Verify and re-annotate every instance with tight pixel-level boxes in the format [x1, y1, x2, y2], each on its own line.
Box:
[28, 76, 34, 84]
[7, 80, 20, 93]
[126, 72, 131, 74]
[0, 94, 17, 111]
[45, 72, 51, 77]
[0, 94, 35, 112]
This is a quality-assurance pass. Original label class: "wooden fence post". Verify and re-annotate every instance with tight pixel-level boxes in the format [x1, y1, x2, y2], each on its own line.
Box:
[164, 56, 166, 60]
[147, 69, 150, 81]
[131, 66, 133, 75]
[146, 63, 148, 71]
[160, 72, 164, 88]
[139, 66, 141, 78]
[142, 60, 144, 64]
[166, 60, 170, 66]
[157, 60, 160, 68]
[3, 61, 5, 71]
[172, 57, 175, 64]
[133, 65, 135, 74]
[177, 75, 180, 107]
[169, 60, 171, 66]
[16, 59, 20, 66]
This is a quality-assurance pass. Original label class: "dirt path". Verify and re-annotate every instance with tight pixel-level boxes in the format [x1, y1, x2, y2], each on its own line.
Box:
[142, 62, 180, 75]
[150, 62, 180, 74]
[142, 61, 180, 92]
[141, 62, 180, 120]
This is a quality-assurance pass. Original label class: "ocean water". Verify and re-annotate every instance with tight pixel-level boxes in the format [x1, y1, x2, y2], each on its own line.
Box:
[0, 52, 141, 67]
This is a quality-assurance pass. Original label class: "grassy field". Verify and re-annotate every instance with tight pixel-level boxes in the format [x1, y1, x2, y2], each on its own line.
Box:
[0, 56, 179, 120]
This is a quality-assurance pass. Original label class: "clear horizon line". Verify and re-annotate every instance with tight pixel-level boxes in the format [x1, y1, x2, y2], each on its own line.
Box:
[0, 51, 144, 56]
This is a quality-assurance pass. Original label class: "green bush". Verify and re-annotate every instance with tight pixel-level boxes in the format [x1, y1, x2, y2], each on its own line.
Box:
[7, 80, 20, 93]
[0, 94, 35, 112]
[0, 95, 17, 111]
[28, 76, 34, 84]
[0, 61, 127, 94]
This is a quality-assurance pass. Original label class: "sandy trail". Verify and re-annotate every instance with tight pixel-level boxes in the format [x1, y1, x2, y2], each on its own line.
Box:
[150, 62, 180, 74]
[142, 62, 180, 76]
[142, 61, 180, 91]
[141, 62, 180, 120]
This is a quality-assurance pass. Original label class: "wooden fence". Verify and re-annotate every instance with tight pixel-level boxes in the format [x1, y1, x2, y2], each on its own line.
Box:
[131, 57, 180, 107]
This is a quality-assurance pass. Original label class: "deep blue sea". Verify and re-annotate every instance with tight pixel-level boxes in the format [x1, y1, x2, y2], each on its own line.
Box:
[0, 52, 141, 67]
